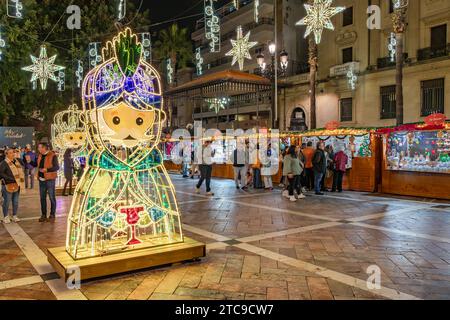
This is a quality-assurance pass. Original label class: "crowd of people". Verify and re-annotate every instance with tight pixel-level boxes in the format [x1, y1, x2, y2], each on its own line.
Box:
[0, 143, 61, 224]
[180, 140, 349, 202]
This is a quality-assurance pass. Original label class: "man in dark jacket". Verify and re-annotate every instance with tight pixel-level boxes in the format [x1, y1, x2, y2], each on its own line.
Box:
[312, 142, 327, 195]
[31, 143, 59, 222]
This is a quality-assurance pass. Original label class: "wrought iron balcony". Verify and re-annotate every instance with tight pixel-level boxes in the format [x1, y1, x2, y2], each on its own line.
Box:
[377, 53, 408, 69]
[417, 44, 450, 61]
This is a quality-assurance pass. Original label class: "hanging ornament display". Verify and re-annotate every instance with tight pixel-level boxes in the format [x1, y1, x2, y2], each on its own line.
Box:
[166, 58, 174, 84]
[225, 26, 258, 71]
[140, 32, 152, 63]
[57, 70, 65, 91]
[118, 0, 126, 21]
[22, 45, 65, 90]
[207, 97, 230, 114]
[6, 0, 23, 18]
[388, 32, 397, 62]
[204, 0, 221, 53]
[88, 42, 102, 69]
[254, 0, 260, 23]
[347, 66, 357, 90]
[75, 60, 83, 88]
[0, 26, 6, 61]
[65, 28, 186, 261]
[296, 0, 345, 44]
[195, 47, 204, 76]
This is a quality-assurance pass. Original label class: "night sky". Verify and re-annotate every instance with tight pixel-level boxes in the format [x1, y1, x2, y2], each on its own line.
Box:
[141, 0, 229, 32]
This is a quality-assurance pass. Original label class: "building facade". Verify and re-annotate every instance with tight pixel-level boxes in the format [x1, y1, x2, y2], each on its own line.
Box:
[167, 0, 308, 130]
[281, 0, 450, 131]
[167, 0, 450, 131]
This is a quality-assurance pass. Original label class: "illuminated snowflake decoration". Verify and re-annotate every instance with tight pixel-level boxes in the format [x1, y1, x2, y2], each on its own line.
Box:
[22, 46, 65, 90]
[225, 26, 257, 71]
[296, 0, 345, 44]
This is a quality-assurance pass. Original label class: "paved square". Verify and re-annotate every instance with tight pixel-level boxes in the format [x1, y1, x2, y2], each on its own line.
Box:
[0, 175, 449, 300]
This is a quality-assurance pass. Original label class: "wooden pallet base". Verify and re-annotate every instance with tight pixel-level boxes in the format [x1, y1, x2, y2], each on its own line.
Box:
[47, 237, 206, 281]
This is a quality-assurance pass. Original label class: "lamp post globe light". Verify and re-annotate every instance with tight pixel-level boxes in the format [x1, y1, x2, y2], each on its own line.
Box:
[256, 43, 289, 129]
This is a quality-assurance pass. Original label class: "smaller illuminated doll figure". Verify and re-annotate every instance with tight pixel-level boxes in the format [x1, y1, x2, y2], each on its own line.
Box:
[67, 28, 183, 259]
[51, 105, 87, 187]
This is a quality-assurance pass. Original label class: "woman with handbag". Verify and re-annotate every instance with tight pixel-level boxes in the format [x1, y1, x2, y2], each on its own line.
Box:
[0, 148, 25, 223]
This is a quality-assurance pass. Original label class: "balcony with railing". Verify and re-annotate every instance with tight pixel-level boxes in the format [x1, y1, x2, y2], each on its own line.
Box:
[195, 0, 256, 31]
[377, 53, 409, 69]
[417, 44, 450, 61]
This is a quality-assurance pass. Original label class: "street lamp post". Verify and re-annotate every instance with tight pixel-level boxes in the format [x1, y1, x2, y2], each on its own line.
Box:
[256, 43, 288, 130]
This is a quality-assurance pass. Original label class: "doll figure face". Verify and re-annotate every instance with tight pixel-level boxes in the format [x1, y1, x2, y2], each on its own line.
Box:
[102, 101, 155, 148]
[63, 131, 86, 148]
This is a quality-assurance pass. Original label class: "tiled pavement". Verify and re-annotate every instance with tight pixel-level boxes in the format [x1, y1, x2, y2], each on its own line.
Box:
[0, 175, 450, 300]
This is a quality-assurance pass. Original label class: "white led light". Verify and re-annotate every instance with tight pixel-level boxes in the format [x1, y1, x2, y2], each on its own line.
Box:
[22, 46, 65, 90]
[225, 26, 258, 71]
[296, 0, 345, 44]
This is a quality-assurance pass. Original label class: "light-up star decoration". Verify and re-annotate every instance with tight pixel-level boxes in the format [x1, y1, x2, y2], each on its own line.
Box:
[296, 0, 345, 44]
[22, 46, 65, 90]
[225, 26, 257, 71]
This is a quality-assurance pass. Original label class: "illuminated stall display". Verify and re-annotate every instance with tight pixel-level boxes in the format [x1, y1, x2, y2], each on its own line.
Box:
[66, 29, 180, 259]
[386, 130, 450, 174]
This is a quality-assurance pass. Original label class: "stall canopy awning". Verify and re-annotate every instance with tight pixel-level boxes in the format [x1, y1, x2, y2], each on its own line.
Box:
[165, 70, 272, 98]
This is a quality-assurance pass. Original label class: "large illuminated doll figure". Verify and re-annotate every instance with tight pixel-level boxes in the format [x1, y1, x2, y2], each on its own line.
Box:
[51, 104, 87, 186]
[67, 29, 183, 259]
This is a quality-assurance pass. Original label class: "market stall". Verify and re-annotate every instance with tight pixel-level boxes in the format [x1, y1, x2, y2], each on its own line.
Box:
[282, 127, 380, 192]
[378, 117, 450, 200]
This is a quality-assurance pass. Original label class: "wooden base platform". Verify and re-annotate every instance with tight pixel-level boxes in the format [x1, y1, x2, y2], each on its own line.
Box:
[47, 237, 206, 281]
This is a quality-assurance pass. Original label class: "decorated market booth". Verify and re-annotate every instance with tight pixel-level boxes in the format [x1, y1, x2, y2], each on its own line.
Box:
[378, 115, 450, 200]
[282, 125, 380, 192]
[163, 131, 283, 183]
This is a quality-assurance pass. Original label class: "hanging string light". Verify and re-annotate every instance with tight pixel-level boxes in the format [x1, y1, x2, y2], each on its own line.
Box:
[225, 26, 258, 71]
[57, 70, 65, 91]
[296, 0, 345, 44]
[254, 0, 260, 23]
[0, 26, 5, 61]
[204, 0, 221, 53]
[88, 42, 102, 69]
[140, 32, 152, 63]
[75, 60, 83, 88]
[195, 47, 204, 76]
[118, 0, 126, 21]
[388, 32, 397, 62]
[22, 45, 65, 90]
[347, 66, 357, 90]
[167, 58, 174, 84]
[6, 0, 23, 19]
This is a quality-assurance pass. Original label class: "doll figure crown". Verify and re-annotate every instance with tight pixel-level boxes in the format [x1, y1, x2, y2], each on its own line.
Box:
[83, 28, 162, 112]
[51, 104, 85, 150]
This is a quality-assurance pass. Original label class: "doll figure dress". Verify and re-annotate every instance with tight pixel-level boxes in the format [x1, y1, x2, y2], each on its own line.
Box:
[66, 29, 183, 259]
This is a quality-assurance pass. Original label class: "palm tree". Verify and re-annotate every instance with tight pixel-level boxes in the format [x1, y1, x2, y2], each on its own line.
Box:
[308, 37, 318, 130]
[392, 0, 409, 125]
[154, 23, 193, 83]
[154, 23, 193, 127]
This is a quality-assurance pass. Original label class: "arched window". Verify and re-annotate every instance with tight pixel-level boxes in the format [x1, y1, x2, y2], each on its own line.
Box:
[289, 107, 308, 132]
